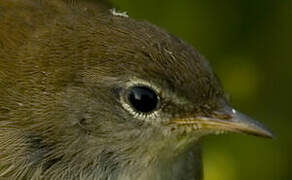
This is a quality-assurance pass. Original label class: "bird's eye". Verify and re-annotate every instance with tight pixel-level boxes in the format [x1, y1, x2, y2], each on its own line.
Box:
[128, 86, 159, 113]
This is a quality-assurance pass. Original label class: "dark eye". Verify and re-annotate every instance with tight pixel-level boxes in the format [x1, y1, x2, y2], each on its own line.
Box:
[128, 86, 159, 113]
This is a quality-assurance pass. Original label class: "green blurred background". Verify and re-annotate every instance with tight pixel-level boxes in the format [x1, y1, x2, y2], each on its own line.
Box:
[109, 0, 291, 179]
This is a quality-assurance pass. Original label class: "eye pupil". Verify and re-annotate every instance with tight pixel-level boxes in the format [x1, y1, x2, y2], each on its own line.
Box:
[128, 86, 158, 113]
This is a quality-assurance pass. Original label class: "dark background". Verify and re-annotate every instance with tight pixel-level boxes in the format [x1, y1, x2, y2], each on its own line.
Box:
[109, 0, 291, 179]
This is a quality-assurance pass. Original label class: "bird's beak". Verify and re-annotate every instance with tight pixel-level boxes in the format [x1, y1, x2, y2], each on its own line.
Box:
[171, 106, 274, 138]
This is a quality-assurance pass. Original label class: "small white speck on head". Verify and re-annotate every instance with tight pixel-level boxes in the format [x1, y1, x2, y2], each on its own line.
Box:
[17, 103, 23, 107]
[110, 8, 129, 18]
[164, 48, 176, 61]
[232, 109, 236, 114]
[164, 48, 173, 55]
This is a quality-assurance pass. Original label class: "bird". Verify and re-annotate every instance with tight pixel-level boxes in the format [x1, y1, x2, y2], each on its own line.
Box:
[0, 0, 273, 180]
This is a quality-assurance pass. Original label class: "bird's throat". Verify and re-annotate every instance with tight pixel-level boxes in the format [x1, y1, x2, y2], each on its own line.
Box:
[118, 144, 203, 180]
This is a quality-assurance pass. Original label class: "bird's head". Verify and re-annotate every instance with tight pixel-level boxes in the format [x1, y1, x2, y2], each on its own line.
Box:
[1, 1, 273, 177]
[49, 9, 274, 164]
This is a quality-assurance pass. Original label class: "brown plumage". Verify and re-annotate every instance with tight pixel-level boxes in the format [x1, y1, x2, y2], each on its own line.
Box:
[0, 0, 272, 180]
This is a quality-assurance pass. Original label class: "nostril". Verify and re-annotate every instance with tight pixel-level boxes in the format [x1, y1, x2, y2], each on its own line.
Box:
[212, 111, 233, 120]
